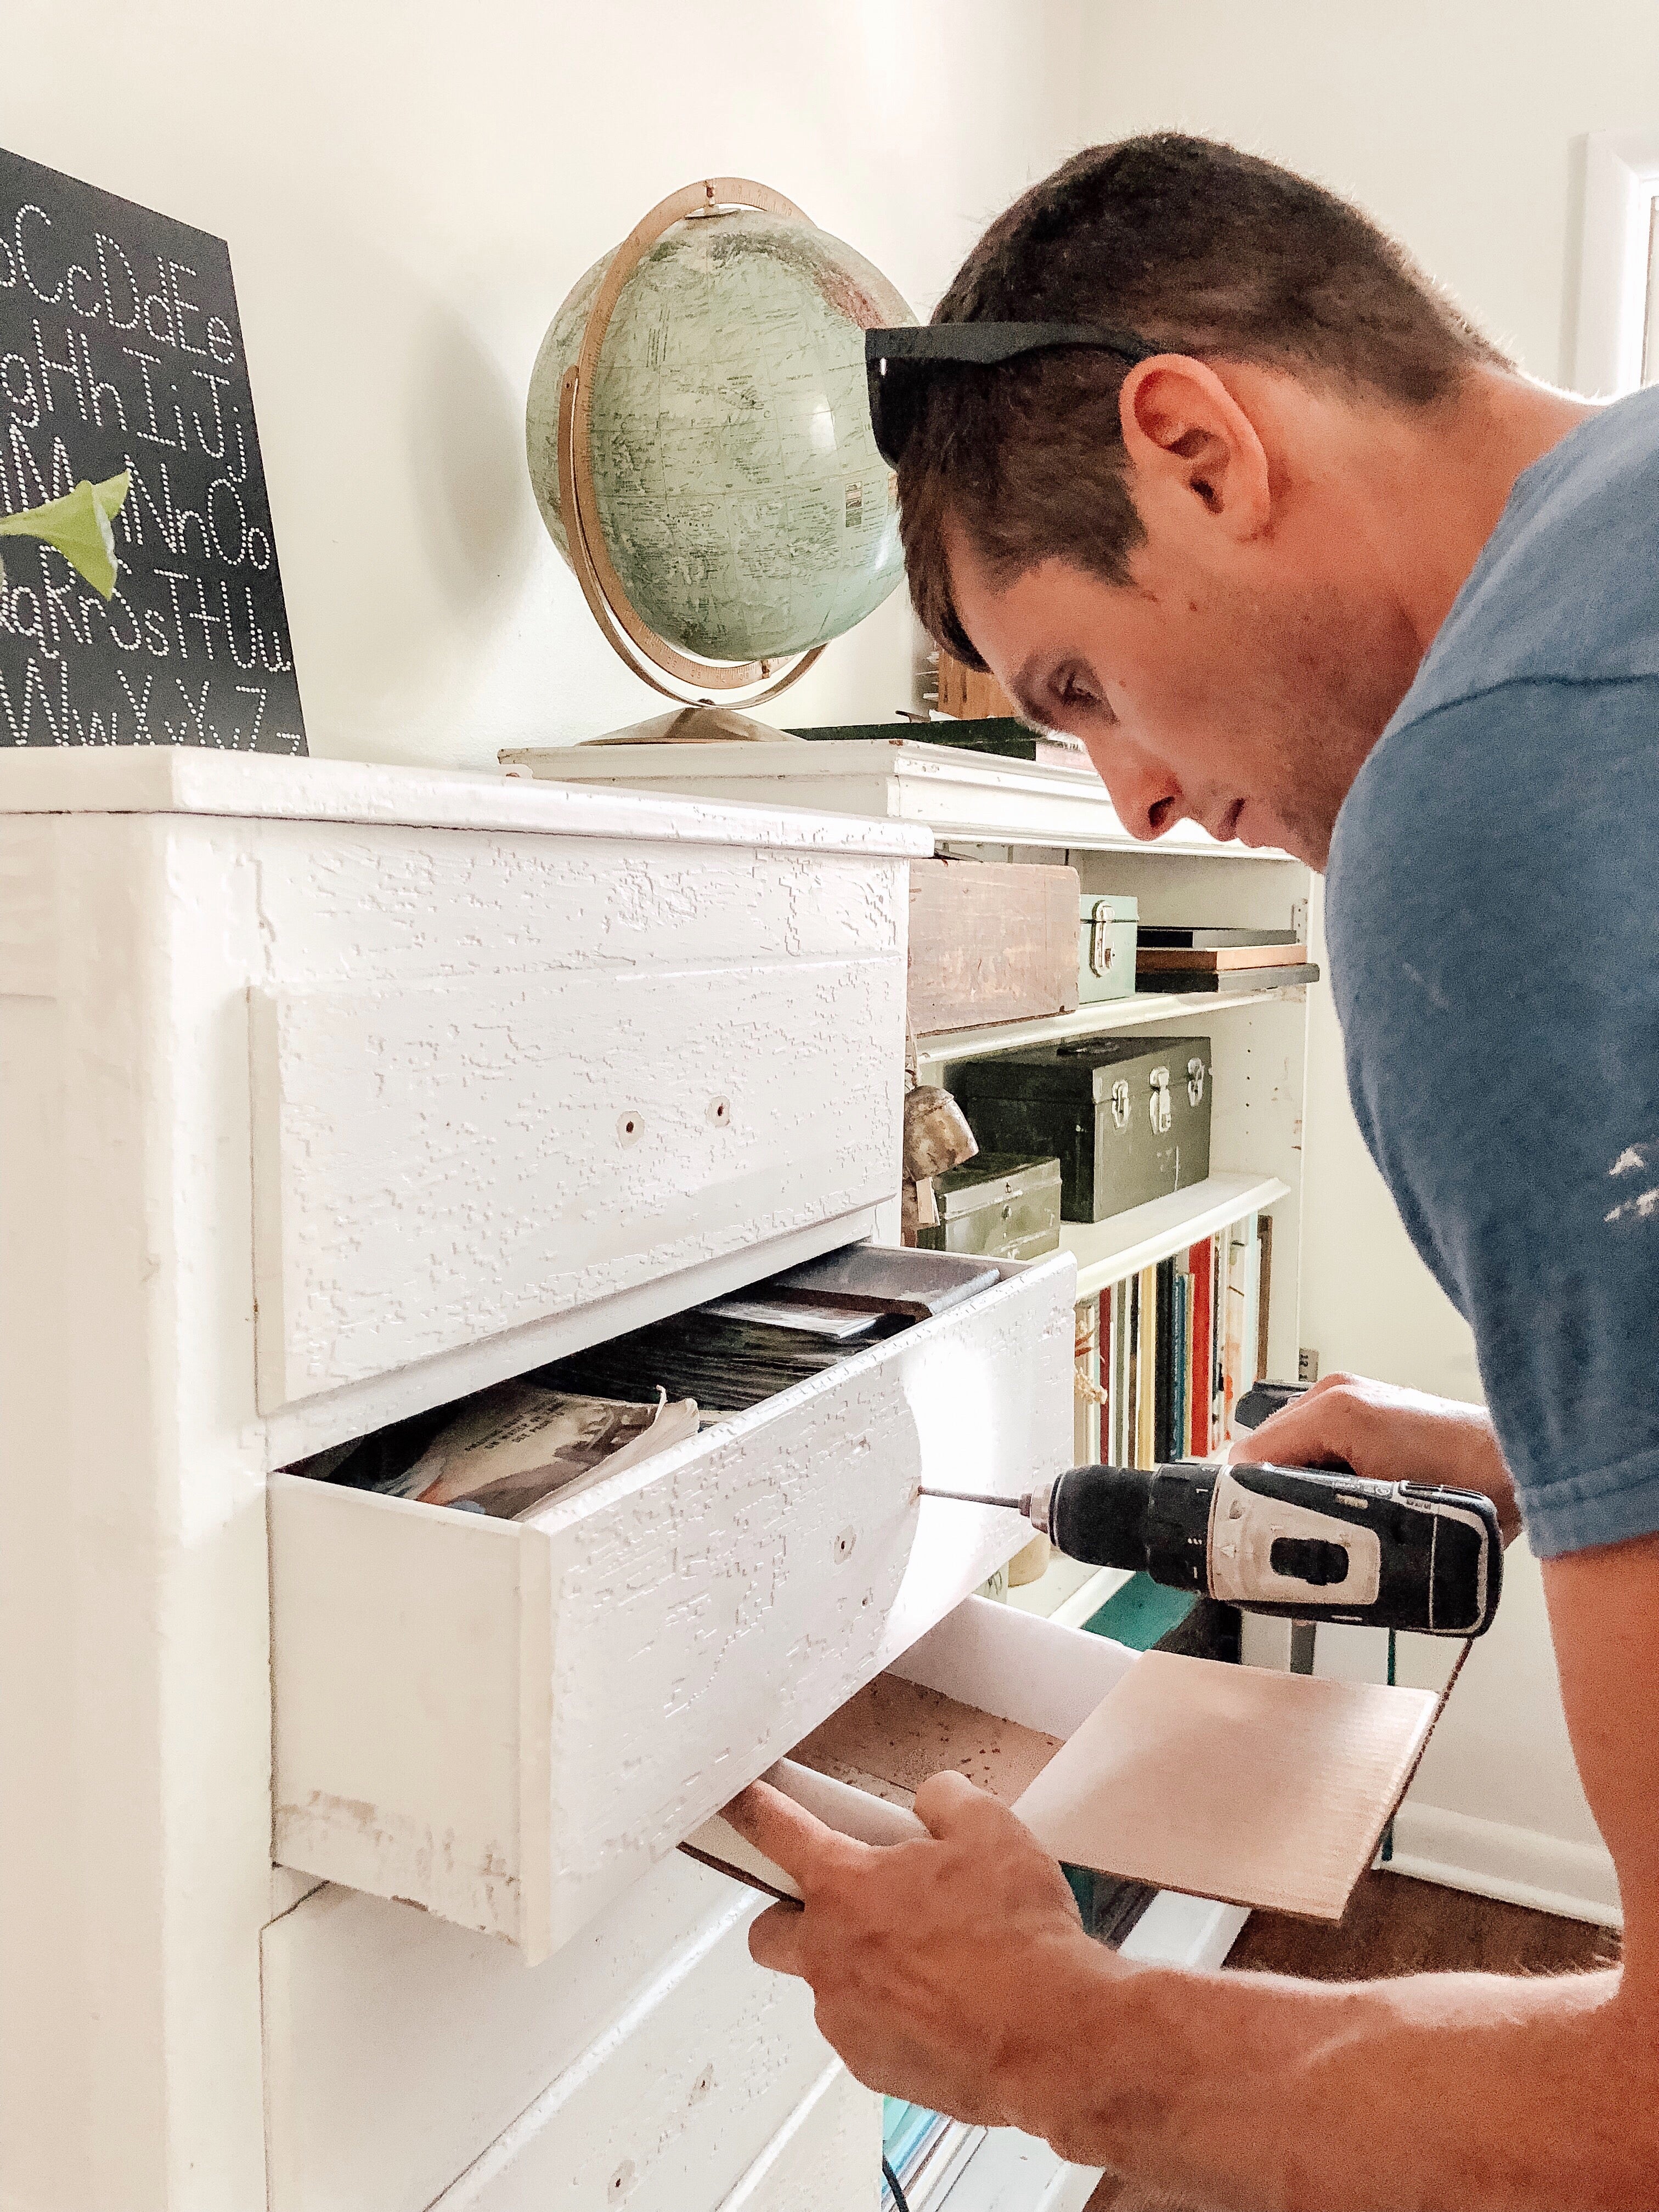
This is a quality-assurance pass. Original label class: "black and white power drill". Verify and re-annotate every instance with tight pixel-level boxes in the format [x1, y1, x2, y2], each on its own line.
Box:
[923, 1380, 1503, 1637]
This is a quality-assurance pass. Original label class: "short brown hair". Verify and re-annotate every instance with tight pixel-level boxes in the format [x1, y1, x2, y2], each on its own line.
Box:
[901, 134, 1508, 668]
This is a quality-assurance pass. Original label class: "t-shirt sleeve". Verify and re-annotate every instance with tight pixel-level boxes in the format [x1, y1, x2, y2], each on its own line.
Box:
[1328, 676, 1659, 1557]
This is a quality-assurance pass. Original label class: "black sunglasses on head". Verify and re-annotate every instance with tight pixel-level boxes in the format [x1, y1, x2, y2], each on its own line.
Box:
[864, 323, 1159, 469]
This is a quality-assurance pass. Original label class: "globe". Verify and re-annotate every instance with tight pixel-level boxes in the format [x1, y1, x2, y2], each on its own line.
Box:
[526, 181, 915, 698]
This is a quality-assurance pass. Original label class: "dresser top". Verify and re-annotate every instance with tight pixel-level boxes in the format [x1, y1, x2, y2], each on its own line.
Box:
[0, 746, 932, 856]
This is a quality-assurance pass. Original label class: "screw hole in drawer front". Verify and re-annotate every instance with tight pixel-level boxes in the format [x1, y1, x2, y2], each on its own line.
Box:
[608, 2160, 635, 2202]
[834, 1525, 857, 1563]
[249, 963, 905, 1412]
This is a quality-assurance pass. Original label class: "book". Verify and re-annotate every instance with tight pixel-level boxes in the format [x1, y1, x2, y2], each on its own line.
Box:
[1136, 962, 1319, 995]
[1153, 1256, 1175, 1464]
[1136, 927, 1302, 950]
[787, 718, 1094, 771]
[1113, 1278, 1130, 1465]
[1136, 942, 1309, 975]
[1189, 1237, 1212, 1458]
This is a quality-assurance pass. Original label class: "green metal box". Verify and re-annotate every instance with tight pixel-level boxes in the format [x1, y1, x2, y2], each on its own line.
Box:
[950, 1035, 1212, 1223]
[916, 1152, 1063, 1260]
[1077, 893, 1139, 1005]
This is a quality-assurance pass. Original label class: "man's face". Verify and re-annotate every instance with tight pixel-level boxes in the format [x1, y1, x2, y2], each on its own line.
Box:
[944, 499, 1423, 870]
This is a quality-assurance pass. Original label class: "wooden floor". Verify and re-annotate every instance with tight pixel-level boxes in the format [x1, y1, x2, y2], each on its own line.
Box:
[1084, 1871, 1619, 2211]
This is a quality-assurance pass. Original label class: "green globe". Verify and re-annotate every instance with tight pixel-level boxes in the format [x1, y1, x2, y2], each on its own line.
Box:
[526, 207, 915, 666]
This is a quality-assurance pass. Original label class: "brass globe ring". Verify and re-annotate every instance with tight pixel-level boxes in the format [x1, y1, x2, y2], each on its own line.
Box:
[556, 177, 829, 706]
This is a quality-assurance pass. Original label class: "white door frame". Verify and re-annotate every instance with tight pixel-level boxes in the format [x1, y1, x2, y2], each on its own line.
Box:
[1576, 128, 1659, 396]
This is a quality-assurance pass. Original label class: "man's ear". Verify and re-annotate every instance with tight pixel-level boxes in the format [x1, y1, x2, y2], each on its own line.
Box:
[1119, 358, 1271, 542]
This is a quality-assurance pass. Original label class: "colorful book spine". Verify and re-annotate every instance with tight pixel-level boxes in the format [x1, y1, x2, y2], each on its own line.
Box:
[1189, 1237, 1212, 1458]
[1136, 1262, 1158, 1468]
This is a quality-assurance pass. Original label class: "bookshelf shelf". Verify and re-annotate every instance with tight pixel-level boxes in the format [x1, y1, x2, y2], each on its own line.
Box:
[1063, 1172, 1291, 1302]
[912, 985, 1299, 1075]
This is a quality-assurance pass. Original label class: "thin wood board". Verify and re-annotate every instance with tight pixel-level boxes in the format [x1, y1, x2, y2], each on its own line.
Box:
[791, 1675, 1064, 1809]
[1012, 1651, 1440, 1920]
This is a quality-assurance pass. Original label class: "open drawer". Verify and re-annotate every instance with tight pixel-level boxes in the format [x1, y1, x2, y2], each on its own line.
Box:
[268, 1246, 1075, 1962]
[691, 1596, 1444, 1921]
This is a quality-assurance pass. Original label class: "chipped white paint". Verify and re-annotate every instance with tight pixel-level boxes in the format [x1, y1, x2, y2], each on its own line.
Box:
[270, 1253, 1075, 1957]
[263, 1853, 759, 2212]
[0, 749, 936, 2211]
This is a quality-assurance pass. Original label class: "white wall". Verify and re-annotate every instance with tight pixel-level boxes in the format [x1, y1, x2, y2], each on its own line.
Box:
[4, 0, 1084, 763]
[1080, 0, 1659, 1922]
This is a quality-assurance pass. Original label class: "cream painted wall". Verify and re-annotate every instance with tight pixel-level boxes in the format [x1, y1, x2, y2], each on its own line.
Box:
[1079, 0, 1659, 1919]
[4, 0, 1084, 763]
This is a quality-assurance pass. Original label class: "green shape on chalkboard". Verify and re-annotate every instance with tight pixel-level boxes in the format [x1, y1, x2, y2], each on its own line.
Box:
[0, 471, 131, 600]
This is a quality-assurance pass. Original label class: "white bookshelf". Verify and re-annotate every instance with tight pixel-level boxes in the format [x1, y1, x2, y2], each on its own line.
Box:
[1062, 1170, 1292, 1302]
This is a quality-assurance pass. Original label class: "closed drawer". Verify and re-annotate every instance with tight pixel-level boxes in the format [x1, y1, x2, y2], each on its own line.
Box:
[269, 1250, 1075, 1960]
[423, 1903, 834, 2212]
[262, 1853, 745, 2212]
[714, 2063, 882, 2212]
[251, 951, 904, 1414]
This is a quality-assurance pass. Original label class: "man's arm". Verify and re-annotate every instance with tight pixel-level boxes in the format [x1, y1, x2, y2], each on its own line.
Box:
[733, 1530, 1659, 2210]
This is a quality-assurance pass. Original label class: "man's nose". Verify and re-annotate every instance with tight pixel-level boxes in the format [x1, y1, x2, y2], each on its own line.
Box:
[1082, 736, 1185, 843]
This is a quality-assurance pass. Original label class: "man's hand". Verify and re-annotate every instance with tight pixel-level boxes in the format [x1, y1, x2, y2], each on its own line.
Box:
[1240, 1372, 1521, 1542]
[727, 1770, 1107, 2126]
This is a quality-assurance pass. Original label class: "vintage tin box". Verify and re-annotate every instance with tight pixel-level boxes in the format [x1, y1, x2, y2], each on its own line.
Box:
[951, 1036, 1212, 1223]
[916, 1152, 1063, 1260]
[1077, 893, 1139, 1005]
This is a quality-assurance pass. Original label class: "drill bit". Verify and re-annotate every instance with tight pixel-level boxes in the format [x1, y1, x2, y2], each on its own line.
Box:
[917, 1486, 1031, 1511]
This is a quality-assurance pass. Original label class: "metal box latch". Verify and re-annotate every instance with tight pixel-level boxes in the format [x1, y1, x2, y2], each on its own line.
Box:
[1149, 1066, 1172, 1135]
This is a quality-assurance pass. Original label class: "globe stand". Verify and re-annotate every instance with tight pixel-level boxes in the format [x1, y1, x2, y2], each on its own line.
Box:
[556, 178, 829, 708]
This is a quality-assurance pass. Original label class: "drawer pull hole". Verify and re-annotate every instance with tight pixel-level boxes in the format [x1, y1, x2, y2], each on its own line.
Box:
[708, 1095, 731, 1126]
[608, 2161, 635, 2202]
[617, 1112, 642, 1146]
[691, 2065, 715, 2101]
[834, 1525, 857, 1563]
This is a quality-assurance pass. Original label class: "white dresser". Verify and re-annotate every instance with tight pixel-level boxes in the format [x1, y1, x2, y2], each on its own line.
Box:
[0, 749, 1079, 2212]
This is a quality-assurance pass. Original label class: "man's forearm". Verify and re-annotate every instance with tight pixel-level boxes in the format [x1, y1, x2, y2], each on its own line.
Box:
[1008, 1951, 1639, 2212]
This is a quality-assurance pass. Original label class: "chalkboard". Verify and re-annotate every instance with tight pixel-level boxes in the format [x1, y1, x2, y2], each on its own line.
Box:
[0, 147, 306, 752]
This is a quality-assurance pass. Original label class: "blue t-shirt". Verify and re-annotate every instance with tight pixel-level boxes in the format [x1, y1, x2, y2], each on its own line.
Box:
[1328, 385, 1659, 1558]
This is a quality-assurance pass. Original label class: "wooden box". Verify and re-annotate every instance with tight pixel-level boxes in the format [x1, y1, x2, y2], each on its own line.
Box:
[907, 858, 1080, 1036]
[951, 1036, 1212, 1223]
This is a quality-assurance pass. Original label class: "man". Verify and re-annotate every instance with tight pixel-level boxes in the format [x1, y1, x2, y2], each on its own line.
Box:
[727, 136, 1659, 2209]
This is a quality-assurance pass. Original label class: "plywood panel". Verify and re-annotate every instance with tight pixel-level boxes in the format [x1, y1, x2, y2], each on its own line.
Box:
[1015, 1652, 1440, 1920]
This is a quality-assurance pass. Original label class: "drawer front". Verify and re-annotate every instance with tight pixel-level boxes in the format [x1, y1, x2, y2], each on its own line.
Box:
[263, 1854, 742, 2212]
[269, 1253, 1076, 1959]
[715, 2063, 882, 2211]
[251, 957, 903, 1410]
[425, 1908, 831, 2211]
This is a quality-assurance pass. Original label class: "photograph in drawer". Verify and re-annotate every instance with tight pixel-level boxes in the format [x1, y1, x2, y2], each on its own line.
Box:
[268, 1243, 1076, 1961]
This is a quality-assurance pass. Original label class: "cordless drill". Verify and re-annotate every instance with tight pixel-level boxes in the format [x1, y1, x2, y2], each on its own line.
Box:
[923, 1380, 1503, 1637]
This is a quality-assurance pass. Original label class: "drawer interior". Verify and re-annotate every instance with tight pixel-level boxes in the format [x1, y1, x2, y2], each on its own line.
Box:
[283, 1241, 1008, 1522]
[268, 1243, 1075, 1959]
[689, 1595, 1444, 1921]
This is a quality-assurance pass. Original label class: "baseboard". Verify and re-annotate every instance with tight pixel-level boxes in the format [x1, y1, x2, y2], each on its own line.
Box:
[1385, 1802, 1622, 1927]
